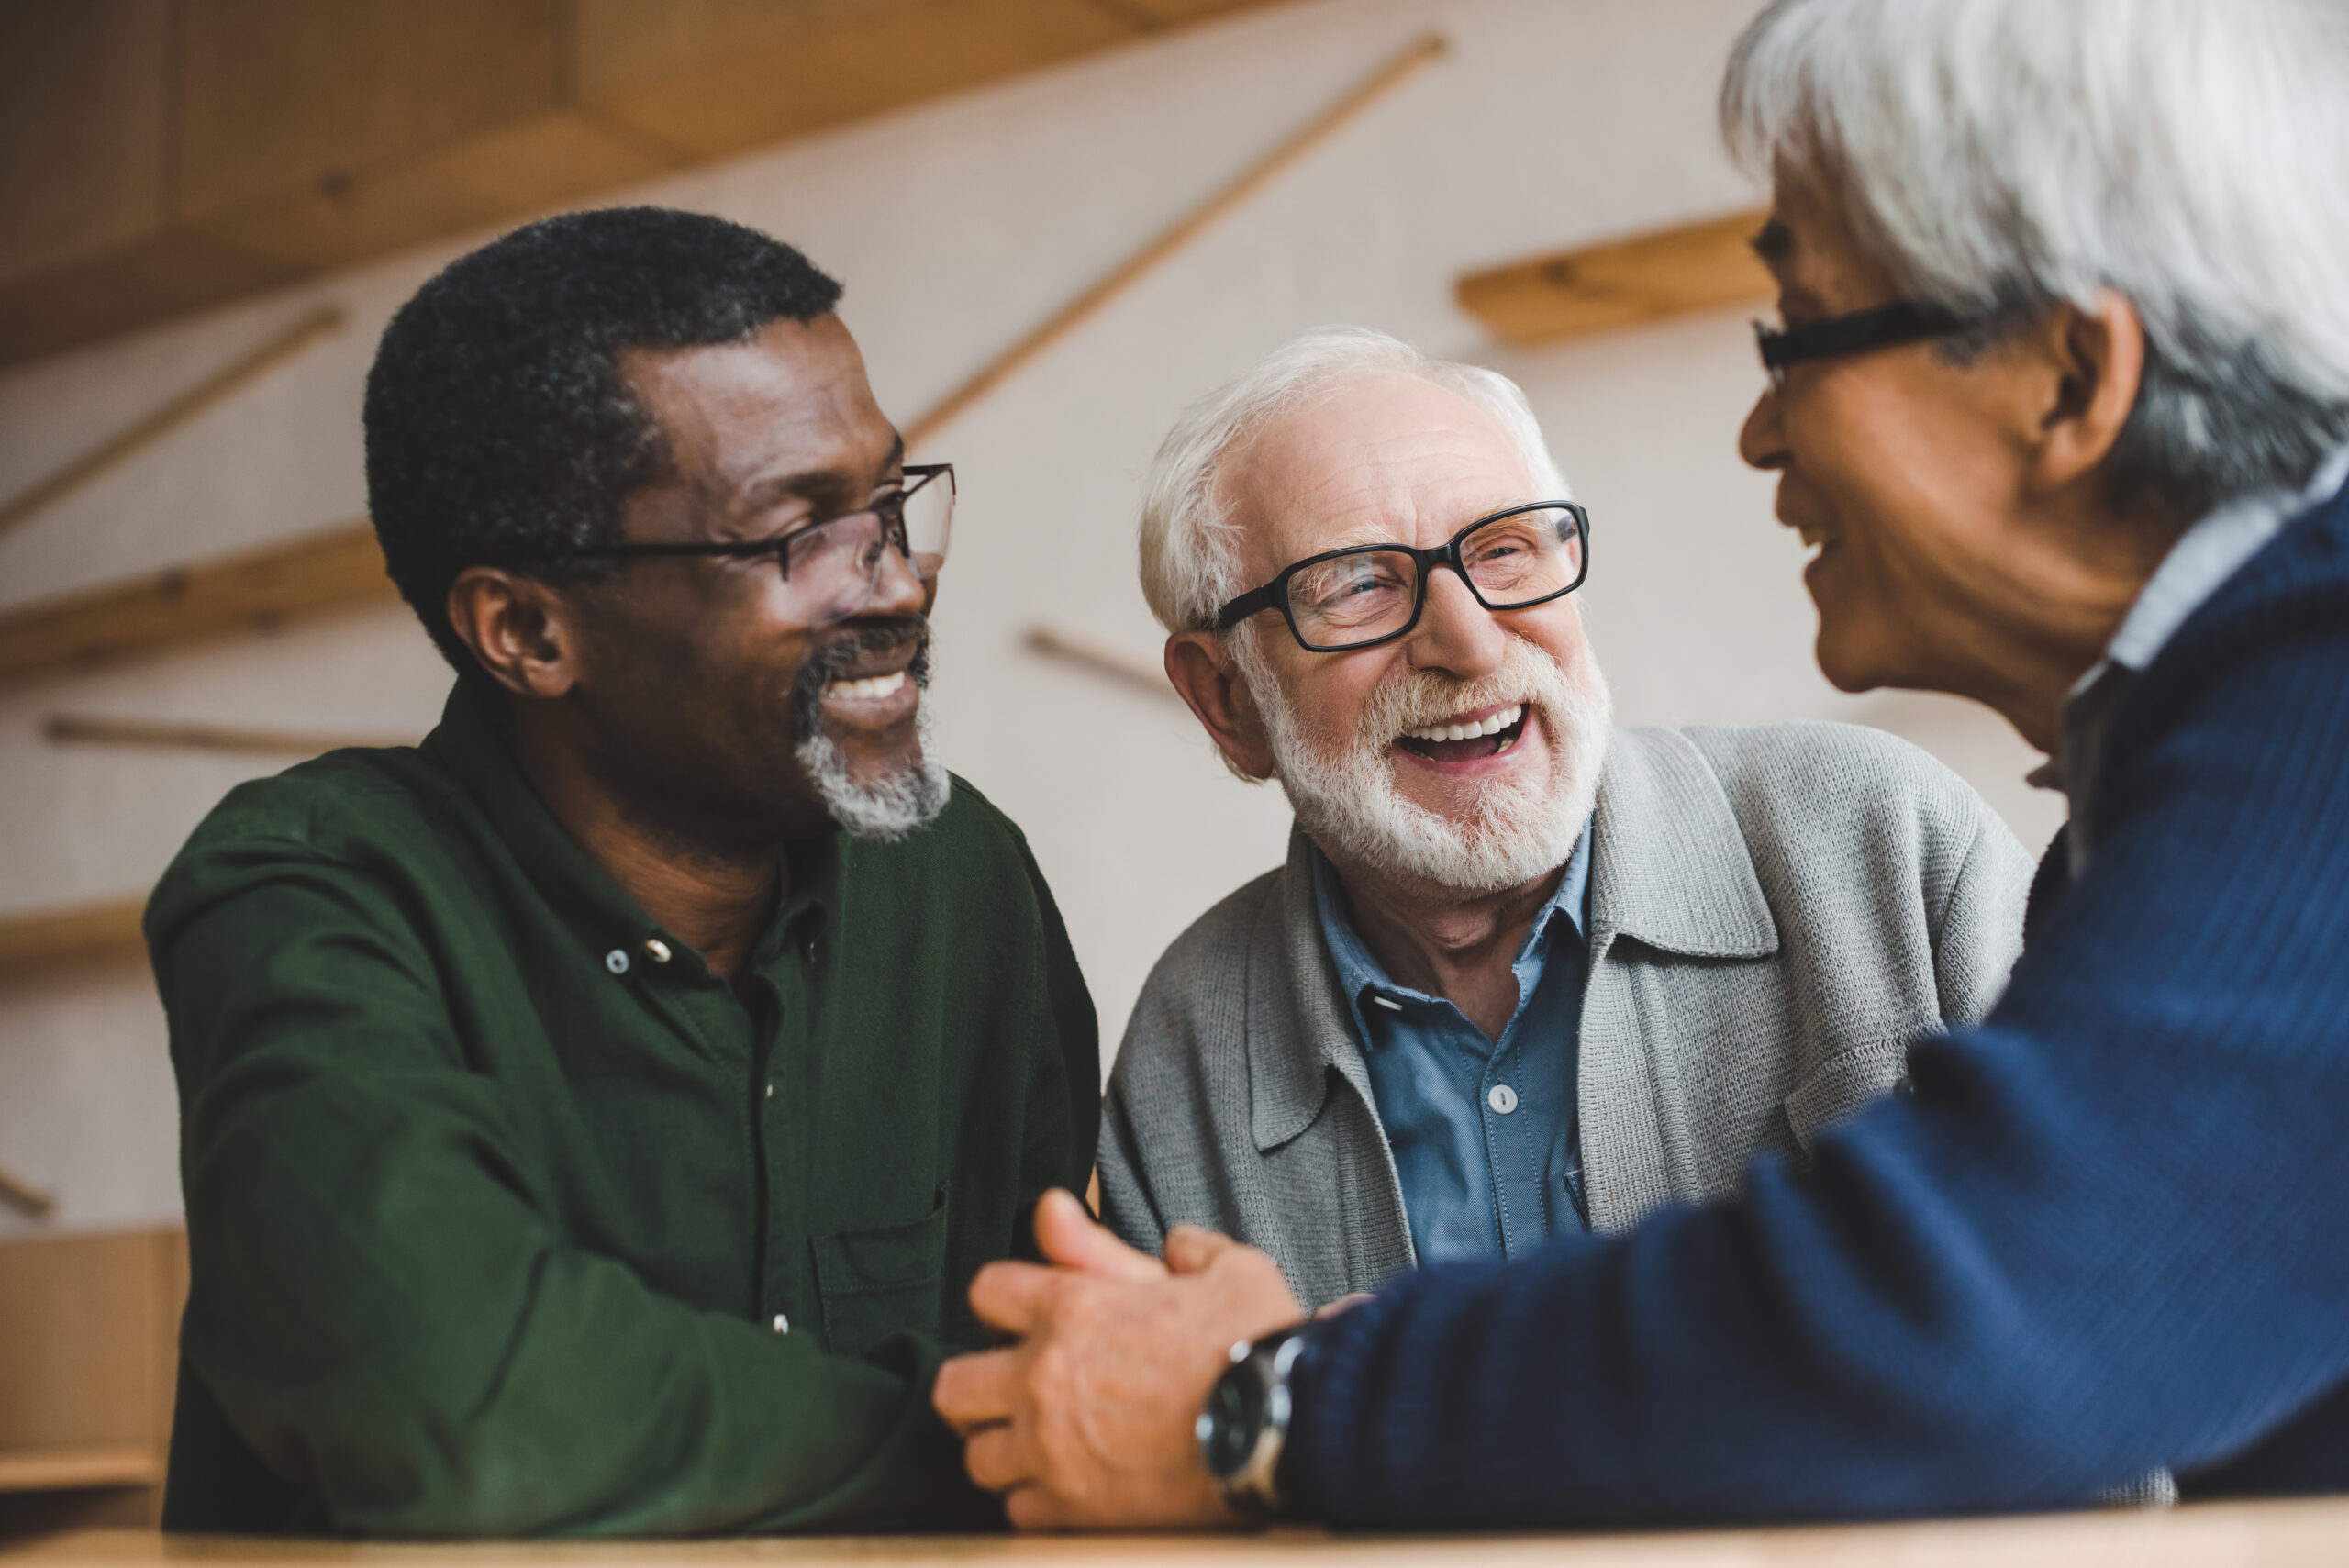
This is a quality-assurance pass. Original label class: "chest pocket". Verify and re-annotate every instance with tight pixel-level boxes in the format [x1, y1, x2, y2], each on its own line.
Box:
[1782, 1038, 1911, 1153]
[810, 1190, 951, 1358]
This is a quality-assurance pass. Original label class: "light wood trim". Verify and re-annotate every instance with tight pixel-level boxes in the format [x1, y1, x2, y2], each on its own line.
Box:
[16, 1498, 2349, 1564]
[0, 1445, 161, 1496]
[1025, 622, 1180, 702]
[0, 520, 395, 685]
[1455, 208, 1774, 346]
[0, 306, 344, 541]
[0, 897, 148, 980]
[44, 713, 414, 758]
[904, 33, 1449, 447]
[0, 1165, 56, 1221]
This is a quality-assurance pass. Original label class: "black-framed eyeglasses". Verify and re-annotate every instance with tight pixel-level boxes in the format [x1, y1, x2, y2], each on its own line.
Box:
[543, 462, 953, 628]
[1214, 500, 1590, 652]
[1753, 301, 1970, 391]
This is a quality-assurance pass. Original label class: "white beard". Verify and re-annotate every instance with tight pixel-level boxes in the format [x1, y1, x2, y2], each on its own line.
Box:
[796, 704, 952, 841]
[1240, 631, 1610, 896]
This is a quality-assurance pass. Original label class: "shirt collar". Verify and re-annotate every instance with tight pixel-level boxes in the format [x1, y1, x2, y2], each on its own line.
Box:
[2099, 442, 2349, 682]
[2032, 443, 2349, 810]
[1306, 822, 1591, 1029]
[420, 679, 834, 982]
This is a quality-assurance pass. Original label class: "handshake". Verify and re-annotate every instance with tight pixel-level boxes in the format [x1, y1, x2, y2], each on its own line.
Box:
[932, 1189, 1319, 1529]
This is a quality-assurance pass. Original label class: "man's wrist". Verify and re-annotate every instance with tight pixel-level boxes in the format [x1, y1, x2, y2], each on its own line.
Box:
[1197, 1319, 1317, 1519]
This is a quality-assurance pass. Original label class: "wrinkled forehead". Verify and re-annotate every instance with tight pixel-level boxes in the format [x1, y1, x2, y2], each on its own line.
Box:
[1218, 372, 1540, 582]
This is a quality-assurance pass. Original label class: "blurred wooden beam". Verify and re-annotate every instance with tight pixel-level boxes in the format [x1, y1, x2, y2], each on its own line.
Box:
[1026, 622, 1179, 702]
[907, 31, 1446, 447]
[1455, 208, 1773, 346]
[0, 305, 343, 541]
[0, 896, 147, 981]
[0, 521, 395, 686]
[0, 1165, 56, 1222]
[44, 713, 413, 757]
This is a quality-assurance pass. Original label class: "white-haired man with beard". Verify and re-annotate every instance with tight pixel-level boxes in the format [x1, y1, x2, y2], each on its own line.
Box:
[1094, 326, 2035, 1307]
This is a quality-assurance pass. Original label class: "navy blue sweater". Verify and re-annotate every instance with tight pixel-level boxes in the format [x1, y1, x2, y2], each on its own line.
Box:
[1286, 475, 2349, 1523]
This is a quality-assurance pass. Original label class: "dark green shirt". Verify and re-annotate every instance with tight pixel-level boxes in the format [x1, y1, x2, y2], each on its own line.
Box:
[148, 682, 1097, 1536]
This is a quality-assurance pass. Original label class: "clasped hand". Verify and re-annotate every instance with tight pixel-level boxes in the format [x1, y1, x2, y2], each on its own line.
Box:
[931, 1188, 1306, 1529]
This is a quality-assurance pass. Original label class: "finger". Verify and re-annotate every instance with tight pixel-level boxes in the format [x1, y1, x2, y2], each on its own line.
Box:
[1162, 1223, 1245, 1275]
[932, 1347, 1019, 1432]
[1314, 1291, 1375, 1319]
[962, 1421, 1037, 1494]
[1004, 1484, 1067, 1532]
[965, 1259, 1062, 1334]
[1035, 1188, 1166, 1282]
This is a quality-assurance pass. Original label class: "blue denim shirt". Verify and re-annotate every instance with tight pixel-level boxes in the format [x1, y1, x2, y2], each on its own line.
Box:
[1308, 825, 1594, 1262]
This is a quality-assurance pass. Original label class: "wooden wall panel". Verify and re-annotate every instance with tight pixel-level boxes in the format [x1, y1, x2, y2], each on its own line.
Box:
[0, 1229, 185, 1457]
[0, 0, 171, 284]
[0, 1229, 187, 1533]
[576, 0, 1136, 160]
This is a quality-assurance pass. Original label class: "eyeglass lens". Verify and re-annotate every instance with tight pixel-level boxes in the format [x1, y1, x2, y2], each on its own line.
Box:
[779, 468, 955, 627]
[1284, 506, 1584, 650]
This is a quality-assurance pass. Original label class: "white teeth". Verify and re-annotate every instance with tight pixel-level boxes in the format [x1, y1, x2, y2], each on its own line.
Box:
[823, 670, 907, 702]
[1400, 703, 1523, 743]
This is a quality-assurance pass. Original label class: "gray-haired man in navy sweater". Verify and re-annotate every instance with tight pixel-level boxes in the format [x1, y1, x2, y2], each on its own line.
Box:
[930, 0, 2349, 1528]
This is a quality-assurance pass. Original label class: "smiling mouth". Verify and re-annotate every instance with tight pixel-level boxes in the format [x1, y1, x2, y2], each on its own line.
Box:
[1392, 703, 1528, 762]
[821, 670, 907, 702]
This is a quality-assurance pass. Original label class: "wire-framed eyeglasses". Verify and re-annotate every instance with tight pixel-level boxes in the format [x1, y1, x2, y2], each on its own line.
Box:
[544, 463, 952, 628]
[1214, 500, 1591, 652]
[1753, 301, 1972, 391]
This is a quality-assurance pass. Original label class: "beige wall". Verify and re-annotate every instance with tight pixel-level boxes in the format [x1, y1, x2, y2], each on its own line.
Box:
[0, 0, 2062, 1239]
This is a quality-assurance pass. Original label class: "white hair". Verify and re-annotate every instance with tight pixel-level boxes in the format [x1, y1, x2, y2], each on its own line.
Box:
[1138, 327, 1571, 633]
[1722, 0, 2349, 516]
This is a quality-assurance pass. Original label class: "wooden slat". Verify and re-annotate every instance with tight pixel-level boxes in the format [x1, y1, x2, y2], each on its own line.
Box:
[0, 1165, 58, 1221]
[0, 897, 148, 979]
[1026, 622, 1179, 702]
[42, 713, 413, 758]
[0, 1446, 161, 1496]
[0, 521, 395, 685]
[906, 33, 1447, 447]
[0, 306, 344, 541]
[1455, 208, 1774, 346]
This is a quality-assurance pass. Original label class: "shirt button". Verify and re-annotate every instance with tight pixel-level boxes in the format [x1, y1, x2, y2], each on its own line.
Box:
[644, 938, 672, 964]
[764, 1083, 774, 1099]
[1487, 1084, 1519, 1115]
[771, 1313, 790, 1335]
[604, 949, 629, 975]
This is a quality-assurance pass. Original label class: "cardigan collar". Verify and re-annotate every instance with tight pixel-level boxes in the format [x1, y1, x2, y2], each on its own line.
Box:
[1247, 727, 1778, 1152]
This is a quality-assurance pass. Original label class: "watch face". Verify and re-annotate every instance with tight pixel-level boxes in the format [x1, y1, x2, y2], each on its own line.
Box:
[1201, 1363, 1267, 1480]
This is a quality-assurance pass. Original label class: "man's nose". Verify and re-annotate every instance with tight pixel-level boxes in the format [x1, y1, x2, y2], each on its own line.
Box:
[865, 534, 929, 619]
[1739, 384, 1789, 473]
[1406, 567, 1508, 679]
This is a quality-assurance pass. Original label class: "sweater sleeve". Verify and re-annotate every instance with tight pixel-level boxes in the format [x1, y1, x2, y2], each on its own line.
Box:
[1284, 564, 2349, 1525]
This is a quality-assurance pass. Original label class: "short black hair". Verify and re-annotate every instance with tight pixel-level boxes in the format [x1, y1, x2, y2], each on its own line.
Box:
[363, 206, 844, 672]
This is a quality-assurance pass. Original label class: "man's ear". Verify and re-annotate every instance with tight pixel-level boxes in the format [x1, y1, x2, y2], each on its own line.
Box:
[1163, 631, 1276, 781]
[2025, 288, 2146, 497]
[445, 567, 585, 700]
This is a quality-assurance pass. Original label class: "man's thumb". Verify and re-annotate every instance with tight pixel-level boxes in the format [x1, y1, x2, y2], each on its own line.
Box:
[1034, 1188, 1166, 1280]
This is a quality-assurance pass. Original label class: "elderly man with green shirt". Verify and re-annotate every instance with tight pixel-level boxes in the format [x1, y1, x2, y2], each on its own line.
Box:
[148, 208, 1097, 1536]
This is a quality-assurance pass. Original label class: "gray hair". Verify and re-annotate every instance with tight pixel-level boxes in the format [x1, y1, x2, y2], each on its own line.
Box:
[1721, 0, 2349, 517]
[1138, 327, 1571, 633]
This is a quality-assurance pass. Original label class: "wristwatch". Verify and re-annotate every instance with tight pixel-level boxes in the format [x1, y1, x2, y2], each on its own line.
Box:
[1197, 1321, 1315, 1518]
